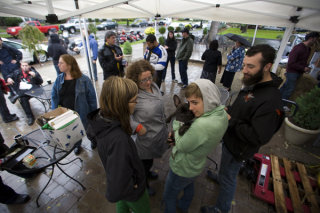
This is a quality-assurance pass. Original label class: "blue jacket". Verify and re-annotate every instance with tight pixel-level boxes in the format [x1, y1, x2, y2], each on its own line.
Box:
[225, 46, 245, 72]
[144, 44, 167, 71]
[0, 43, 22, 80]
[51, 73, 97, 127]
[89, 34, 98, 61]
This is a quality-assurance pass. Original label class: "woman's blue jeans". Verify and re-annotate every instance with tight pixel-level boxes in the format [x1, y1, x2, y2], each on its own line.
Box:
[163, 169, 196, 213]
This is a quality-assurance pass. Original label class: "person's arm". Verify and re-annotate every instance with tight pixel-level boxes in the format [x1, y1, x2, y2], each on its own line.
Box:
[183, 39, 193, 60]
[287, 46, 308, 73]
[201, 50, 208, 61]
[227, 48, 240, 61]
[230, 101, 283, 147]
[51, 79, 60, 109]
[153, 48, 167, 71]
[7, 44, 22, 62]
[105, 134, 141, 202]
[85, 78, 97, 112]
[172, 119, 203, 153]
[30, 68, 43, 85]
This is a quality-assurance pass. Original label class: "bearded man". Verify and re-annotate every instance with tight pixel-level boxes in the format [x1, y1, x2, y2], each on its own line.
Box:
[201, 44, 284, 213]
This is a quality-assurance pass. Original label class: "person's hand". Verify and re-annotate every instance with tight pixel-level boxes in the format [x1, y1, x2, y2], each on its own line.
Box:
[137, 126, 147, 136]
[11, 60, 17, 64]
[7, 78, 14, 85]
[227, 113, 231, 120]
[28, 71, 36, 77]
[114, 54, 123, 61]
[164, 45, 168, 49]
[0, 60, 3, 65]
[304, 67, 311, 73]
[167, 131, 175, 146]
[92, 60, 96, 64]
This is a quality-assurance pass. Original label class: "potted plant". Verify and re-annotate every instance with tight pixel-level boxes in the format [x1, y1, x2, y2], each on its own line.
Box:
[158, 26, 166, 46]
[284, 86, 320, 145]
[122, 41, 132, 64]
[19, 24, 46, 64]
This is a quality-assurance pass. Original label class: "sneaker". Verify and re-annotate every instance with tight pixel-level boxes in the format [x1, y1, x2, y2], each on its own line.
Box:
[207, 170, 219, 184]
[200, 206, 221, 213]
[148, 171, 158, 180]
[172, 79, 178, 83]
[5, 194, 30, 205]
[9, 94, 20, 104]
[147, 187, 156, 196]
[178, 82, 184, 86]
[4, 114, 19, 123]
[181, 85, 187, 89]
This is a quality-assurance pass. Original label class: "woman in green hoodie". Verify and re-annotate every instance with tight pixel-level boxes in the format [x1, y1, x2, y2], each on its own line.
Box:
[163, 79, 228, 213]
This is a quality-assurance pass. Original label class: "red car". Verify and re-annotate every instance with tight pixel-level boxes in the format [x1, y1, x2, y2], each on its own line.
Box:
[7, 21, 59, 37]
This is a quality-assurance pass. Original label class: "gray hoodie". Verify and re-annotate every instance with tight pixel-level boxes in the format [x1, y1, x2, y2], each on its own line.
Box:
[194, 79, 221, 113]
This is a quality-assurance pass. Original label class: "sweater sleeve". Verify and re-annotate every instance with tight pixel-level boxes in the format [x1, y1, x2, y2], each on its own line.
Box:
[288, 45, 307, 73]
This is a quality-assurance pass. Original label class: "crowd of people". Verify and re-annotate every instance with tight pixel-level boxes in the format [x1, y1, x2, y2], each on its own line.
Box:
[1, 29, 319, 213]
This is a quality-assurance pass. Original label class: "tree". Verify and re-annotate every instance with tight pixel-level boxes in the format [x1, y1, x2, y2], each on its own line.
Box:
[88, 23, 97, 39]
[19, 25, 45, 64]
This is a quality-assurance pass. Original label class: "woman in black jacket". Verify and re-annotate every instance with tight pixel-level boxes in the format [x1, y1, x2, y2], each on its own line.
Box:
[163, 31, 177, 82]
[86, 76, 150, 213]
[200, 40, 222, 84]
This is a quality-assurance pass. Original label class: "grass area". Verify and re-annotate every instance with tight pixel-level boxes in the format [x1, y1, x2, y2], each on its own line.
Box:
[219, 28, 284, 40]
[120, 39, 146, 47]
[117, 21, 133, 25]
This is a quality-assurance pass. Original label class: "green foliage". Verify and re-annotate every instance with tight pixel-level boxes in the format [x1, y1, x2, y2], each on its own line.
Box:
[0, 17, 23, 26]
[88, 18, 93, 22]
[94, 18, 99, 23]
[88, 23, 97, 38]
[123, 41, 132, 55]
[176, 33, 181, 38]
[292, 87, 320, 130]
[144, 27, 155, 35]
[19, 25, 45, 62]
[219, 27, 284, 40]
[175, 26, 181, 32]
[167, 26, 174, 32]
[185, 24, 192, 30]
[158, 36, 165, 46]
[203, 27, 208, 35]
[158, 26, 166, 35]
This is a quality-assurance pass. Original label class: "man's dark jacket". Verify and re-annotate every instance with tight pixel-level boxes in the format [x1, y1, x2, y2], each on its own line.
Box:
[0, 43, 22, 80]
[224, 75, 284, 161]
[86, 109, 146, 202]
[98, 44, 124, 80]
[47, 34, 67, 65]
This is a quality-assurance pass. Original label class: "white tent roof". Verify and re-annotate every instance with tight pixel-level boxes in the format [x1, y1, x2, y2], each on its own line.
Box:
[0, 0, 320, 31]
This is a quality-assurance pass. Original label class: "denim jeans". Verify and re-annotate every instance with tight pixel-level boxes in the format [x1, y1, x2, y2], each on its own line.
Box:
[178, 60, 188, 86]
[214, 143, 242, 213]
[280, 72, 302, 100]
[92, 62, 98, 81]
[163, 56, 176, 80]
[163, 169, 196, 213]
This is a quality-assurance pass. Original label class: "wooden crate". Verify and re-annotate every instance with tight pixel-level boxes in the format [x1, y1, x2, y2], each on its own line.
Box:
[270, 155, 320, 213]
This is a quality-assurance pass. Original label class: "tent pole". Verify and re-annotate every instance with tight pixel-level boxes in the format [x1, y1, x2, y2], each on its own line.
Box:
[79, 17, 100, 107]
[251, 25, 258, 46]
[271, 24, 294, 73]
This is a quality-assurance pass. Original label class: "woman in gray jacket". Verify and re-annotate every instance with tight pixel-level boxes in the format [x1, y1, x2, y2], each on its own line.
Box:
[126, 60, 168, 196]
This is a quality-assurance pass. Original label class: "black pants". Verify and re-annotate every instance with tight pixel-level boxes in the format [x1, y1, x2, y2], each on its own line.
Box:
[155, 70, 163, 89]
[19, 95, 34, 119]
[0, 176, 19, 204]
[141, 159, 153, 188]
[0, 89, 12, 122]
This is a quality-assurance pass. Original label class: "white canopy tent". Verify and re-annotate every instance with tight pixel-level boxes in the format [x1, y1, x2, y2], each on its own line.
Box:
[1, 0, 319, 73]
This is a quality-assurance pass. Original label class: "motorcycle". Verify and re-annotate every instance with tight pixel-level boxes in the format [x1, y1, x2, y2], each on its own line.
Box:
[68, 38, 83, 55]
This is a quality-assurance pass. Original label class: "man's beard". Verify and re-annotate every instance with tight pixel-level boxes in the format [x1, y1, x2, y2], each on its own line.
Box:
[242, 67, 264, 86]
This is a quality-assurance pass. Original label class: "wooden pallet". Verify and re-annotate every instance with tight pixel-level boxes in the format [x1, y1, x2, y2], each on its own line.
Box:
[270, 155, 320, 213]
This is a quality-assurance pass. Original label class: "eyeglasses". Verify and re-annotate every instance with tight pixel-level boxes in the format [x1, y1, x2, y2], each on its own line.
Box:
[139, 76, 153, 84]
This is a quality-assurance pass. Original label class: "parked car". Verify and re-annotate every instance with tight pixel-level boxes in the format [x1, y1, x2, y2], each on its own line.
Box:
[2, 38, 48, 63]
[59, 19, 89, 34]
[96, 21, 118, 30]
[131, 19, 148, 27]
[6, 21, 59, 38]
[280, 34, 305, 64]
[263, 26, 285, 31]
